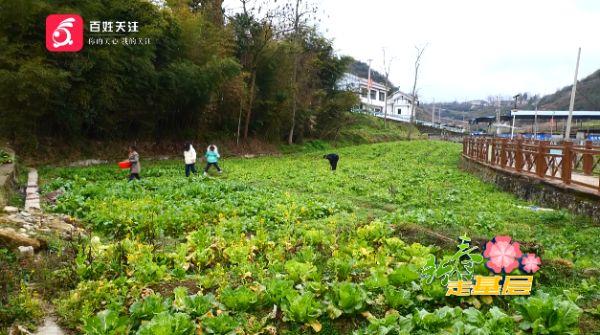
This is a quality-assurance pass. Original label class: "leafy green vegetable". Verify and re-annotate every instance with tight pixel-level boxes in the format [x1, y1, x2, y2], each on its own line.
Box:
[220, 286, 259, 312]
[515, 292, 582, 334]
[43, 141, 598, 333]
[354, 311, 413, 335]
[201, 314, 239, 335]
[83, 309, 129, 335]
[282, 292, 323, 323]
[331, 282, 368, 314]
[129, 294, 168, 322]
[136, 312, 195, 335]
[388, 264, 420, 287]
[364, 268, 389, 291]
[285, 260, 318, 283]
[265, 278, 296, 305]
[383, 286, 413, 311]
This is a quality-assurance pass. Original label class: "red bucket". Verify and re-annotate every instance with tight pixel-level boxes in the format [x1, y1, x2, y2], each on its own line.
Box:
[118, 161, 132, 169]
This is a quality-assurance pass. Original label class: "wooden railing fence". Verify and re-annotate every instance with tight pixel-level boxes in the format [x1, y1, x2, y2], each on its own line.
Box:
[463, 137, 600, 193]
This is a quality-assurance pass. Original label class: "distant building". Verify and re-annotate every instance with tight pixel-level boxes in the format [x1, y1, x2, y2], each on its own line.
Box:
[338, 72, 415, 118]
[510, 110, 600, 119]
[468, 100, 488, 108]
[386, 90, 415, 121]
[338, 73, 387, 113]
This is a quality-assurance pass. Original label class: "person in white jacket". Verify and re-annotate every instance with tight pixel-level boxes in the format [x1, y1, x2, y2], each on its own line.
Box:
[183, 142, 197, 177]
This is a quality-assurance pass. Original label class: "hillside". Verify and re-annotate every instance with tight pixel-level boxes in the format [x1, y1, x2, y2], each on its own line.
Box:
[539, 69, 600, 110]
[348, 58, 394, 87]
[427, 68, 600, 122]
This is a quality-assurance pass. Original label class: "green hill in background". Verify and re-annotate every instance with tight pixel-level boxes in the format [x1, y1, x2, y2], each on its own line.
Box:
[539, 69, 600, 110]
[347, 58, 394, 88]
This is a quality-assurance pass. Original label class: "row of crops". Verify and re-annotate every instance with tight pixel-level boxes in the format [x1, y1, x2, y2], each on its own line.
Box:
[39, 141, 599, 334]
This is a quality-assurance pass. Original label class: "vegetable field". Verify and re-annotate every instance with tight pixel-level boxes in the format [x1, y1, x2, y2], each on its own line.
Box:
[40, 141, 600, 334]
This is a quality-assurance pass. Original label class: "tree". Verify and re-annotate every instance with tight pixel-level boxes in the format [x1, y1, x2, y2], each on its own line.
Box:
[285, 0, 304, 144]
[189, 0, 224, 25]
[0, 0, 356, 150]
[230, 0, 274, 143]
[276, 0, 319, 144]
[410, 44, 426, 124]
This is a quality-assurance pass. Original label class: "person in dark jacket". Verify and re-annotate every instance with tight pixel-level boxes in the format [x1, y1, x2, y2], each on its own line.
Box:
[128, 145, 141, 181]
[323, 153, 339, 171]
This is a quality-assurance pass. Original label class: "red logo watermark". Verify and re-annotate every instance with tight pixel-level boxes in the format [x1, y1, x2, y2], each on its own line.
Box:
[46, 14, 84, 52]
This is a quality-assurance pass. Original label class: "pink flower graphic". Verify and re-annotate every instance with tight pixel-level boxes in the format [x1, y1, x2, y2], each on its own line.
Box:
[520, 253, 542, 274]
[483, 236, 522, 274]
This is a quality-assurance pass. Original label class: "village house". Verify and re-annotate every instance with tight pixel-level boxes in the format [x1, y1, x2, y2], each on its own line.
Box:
[386, 90, 414, 121]
[338, 72, 415, 120]
[338, 73, 387, 113]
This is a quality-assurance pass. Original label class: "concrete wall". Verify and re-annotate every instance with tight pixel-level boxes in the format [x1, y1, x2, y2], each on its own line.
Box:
[460, 156, 600, 223]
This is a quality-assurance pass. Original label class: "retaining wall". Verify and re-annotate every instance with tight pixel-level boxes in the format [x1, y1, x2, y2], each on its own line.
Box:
[460, 156, 600, 223]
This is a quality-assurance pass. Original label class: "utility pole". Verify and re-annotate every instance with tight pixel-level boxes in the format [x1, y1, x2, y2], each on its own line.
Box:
[496, 96, 501, 136]
[431, 99, 435, 124]
[565, 47, 581, 140]
[367, 59, 373, 114]
[534, 101, 538, 138]
[382, 48, 393, 127]
[511, 94, 521, 138]
[511, 115, 516, 139]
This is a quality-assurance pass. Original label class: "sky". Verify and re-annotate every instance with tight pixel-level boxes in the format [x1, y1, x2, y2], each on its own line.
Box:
[222, 0, 600, 102]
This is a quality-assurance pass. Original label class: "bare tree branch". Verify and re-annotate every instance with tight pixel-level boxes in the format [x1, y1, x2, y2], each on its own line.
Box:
[410, 43, 427, 124]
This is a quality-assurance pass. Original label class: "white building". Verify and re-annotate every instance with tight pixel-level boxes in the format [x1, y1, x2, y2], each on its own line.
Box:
[338, 73, 388, 113]
[338, 72, 416, 120]
[386, 90, 415, 121]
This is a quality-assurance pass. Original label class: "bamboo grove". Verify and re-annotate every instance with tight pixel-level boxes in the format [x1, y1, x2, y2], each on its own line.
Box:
[0, 0, 358, 148]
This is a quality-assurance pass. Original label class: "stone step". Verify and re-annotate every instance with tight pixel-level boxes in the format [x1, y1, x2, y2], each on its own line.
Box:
[24, 168, 40, 212]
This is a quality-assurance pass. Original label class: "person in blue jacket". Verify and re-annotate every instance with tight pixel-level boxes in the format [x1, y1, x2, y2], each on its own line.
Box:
[204, 144, 222, 176]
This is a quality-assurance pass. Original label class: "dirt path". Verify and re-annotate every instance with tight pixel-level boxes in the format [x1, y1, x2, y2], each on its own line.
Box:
[33, 318, 64, 335]
[3, 168, 69, 335]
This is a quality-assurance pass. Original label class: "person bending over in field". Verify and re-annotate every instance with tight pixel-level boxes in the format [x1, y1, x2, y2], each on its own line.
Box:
[183, 142, 197, 177]
[204, 145, 222, 176]
[323, 153, 339, 171]
[128, 145, 141, 181]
